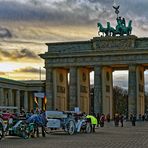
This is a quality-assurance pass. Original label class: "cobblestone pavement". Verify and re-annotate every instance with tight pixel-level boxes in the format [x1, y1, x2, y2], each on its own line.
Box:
[1, 121, 148, 148]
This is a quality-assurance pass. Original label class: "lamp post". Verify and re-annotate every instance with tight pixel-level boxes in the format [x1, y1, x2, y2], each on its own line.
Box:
[39, 67, 41, 80]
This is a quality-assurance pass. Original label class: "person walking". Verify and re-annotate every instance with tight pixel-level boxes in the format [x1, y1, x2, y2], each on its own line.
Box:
[106, 113, 110, 122]
[131, 114, 136, 126]
[114, 113, 119, 127]
[100, 114, 105, 127]
[119, 113, 124, 127]
[96, 113, 100, 127]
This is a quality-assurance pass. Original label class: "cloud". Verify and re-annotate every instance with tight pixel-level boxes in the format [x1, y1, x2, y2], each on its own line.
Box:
[0, 27, 12, 38]
[0, 48, 41, 62]
[0, 71, 6, 75]
[0, 0, 112, 25]
[13, 48, 39, 59]
[0, 66, 45, 80]
[13, 66, 45, 74]
[0, 0, 146, 34]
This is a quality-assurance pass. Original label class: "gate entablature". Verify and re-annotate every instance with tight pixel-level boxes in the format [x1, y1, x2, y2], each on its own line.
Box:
[45, 36, 137, 54]
[45, 41, 92, 53]
[92, 35, 137, 50]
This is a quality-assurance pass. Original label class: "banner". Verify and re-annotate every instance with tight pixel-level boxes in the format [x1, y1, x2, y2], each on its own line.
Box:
[34, 96, 39, 106]
[34, 92, 47, 110]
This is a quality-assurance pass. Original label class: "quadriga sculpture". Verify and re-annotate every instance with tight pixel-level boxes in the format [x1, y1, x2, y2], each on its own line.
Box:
[97, 22, 109, 36]
[97, 17, 132, 36]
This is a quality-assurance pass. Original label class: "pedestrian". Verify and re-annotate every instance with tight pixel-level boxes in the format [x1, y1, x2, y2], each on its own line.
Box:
[100, 114, 105, 127]
[106, 113, 110, 122]
[114, 113, 119, 127]
[119, 113, 124, 127]
[131, 114, 136, 126]
[138, 114, 142, 121]
[142, 114, 145, 121]
[96, 113, 100, 127]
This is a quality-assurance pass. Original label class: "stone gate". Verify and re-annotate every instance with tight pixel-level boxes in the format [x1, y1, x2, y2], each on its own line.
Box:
[40, 35, 148, 117]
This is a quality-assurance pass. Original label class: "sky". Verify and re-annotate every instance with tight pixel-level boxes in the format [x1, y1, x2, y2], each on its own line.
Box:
[0, 0, 148, 87]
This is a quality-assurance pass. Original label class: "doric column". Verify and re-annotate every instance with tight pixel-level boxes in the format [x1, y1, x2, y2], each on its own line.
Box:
[136, 66, 145, 117]
[128, 65, 137, 115]
[16, 90, 20, 111]
[8, 89, 13, 106]
[46, 68, 54, 110]
[0, 88, 4, 106]
[94, 66, 102, 114]
[69, 67, 77, 111]
[77, 68, 90, 114]
[24, 91, 28, 111]
[102, 67, 113, 117]
[4, 90, 8, 106]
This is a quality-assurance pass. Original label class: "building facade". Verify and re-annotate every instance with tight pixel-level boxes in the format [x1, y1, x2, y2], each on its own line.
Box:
[0, 78, 45, 112]
[40, 35, 148, 117]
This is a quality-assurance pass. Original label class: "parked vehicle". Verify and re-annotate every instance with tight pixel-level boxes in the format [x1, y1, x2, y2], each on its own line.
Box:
[45, 111, 91, 135]
[0, 106, 37, 139]
[45, 111, 76, 135]
[9, 120, 37, 139]
[75, 118, 91, 133]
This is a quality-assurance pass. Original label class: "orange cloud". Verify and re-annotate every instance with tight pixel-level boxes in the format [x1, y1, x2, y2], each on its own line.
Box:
[0, 48, 42, 62]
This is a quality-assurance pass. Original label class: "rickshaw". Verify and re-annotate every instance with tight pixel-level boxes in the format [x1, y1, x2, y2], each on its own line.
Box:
[45, 111, 76, 135]
[45, 111, 91, 135]
[0, 106, 36, 139]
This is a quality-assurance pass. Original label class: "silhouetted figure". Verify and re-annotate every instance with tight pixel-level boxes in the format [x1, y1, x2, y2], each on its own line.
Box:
[119, 113, 124, 127]
[100, 114, 105, 127]
[131, 114, 136, 126]
[96, 113, 100, 127]
[106, 113, 110, 122]
[142, 115, 145, 121]
[114, 113, 119, 127]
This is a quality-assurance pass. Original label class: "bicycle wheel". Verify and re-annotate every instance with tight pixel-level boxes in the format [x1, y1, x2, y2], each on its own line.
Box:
[67, 120, 75, 135]
[85, 123, 91, 133]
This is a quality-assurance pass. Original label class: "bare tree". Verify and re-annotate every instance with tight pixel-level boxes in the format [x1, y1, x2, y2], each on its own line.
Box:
[113, 86, 128, 115]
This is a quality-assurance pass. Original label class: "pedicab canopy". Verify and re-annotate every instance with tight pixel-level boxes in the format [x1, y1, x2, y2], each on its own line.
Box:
[45, 111, 68, 119]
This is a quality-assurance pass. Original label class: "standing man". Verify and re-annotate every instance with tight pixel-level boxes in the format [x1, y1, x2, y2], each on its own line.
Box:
[119, 113, 124, 127]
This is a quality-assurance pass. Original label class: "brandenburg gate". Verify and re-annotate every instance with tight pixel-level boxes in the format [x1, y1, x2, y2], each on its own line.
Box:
[40, 1, 148, 117]
[40, 35, 148, 117]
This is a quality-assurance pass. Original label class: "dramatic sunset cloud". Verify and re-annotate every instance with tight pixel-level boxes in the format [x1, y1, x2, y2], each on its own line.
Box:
[0, 48, 41, 62]
[0, 0, 147, 81]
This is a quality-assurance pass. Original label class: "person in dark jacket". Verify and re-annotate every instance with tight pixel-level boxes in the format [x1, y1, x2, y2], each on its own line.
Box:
[119, 113, 124, 127]
[131, 114, 136, 126]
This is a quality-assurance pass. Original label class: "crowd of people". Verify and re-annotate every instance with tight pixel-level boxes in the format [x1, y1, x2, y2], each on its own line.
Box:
[88, 112, 148, 129]
[1, 108, 148, 132]
[0, 108, 46, 124]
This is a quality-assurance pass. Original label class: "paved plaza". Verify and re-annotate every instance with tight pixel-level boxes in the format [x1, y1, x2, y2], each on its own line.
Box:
[1, 121, 148, 148]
